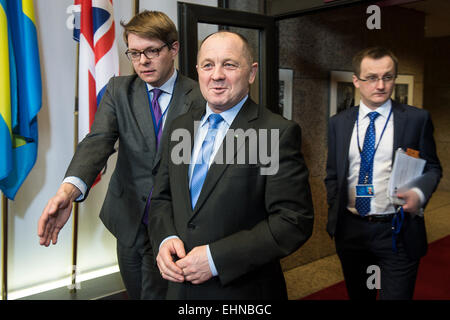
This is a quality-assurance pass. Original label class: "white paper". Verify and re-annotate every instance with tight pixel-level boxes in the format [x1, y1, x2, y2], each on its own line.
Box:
[388, 148, 426, 205]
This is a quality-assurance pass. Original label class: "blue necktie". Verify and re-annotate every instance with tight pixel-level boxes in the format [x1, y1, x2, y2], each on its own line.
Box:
[355, 111, 380, 216]
[190, 113, 224, 209]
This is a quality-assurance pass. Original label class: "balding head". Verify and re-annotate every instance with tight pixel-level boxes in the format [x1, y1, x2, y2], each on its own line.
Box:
[198, 31, 254, 67]
[196, 31, 258, 113]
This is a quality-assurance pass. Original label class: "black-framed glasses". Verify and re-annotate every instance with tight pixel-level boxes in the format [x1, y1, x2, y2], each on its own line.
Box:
[357, 74, 396, 84]
[125, 44, 168, 61]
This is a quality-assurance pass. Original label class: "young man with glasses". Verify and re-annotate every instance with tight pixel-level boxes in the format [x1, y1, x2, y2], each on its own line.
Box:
[325, 47, 441, 299]
[38, 11, 204, 299]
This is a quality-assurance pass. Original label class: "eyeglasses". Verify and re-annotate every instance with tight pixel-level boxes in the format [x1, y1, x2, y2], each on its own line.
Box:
[357, 75, 396, 84]
[125, 44, 168, 61]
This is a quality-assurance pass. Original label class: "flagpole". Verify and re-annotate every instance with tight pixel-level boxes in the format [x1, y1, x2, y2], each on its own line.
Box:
[135, 0, 139, 14]
[70, 42, 80, 294]
[1, 193, 7, 300]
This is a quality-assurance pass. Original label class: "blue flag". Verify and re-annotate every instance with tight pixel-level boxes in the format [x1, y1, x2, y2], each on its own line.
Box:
[0, 0, 42, 200]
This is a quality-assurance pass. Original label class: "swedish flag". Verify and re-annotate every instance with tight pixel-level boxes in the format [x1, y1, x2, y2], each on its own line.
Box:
[0, 0, 42, 200]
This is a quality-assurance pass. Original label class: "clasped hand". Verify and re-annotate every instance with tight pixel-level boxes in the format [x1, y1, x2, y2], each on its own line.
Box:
[156, 238, 213, 284]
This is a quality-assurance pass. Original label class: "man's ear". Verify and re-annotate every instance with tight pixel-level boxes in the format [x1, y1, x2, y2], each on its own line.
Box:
[170, 41, 180, 57]
[352, 74, 360, 89]
[248, 62, 258, 84]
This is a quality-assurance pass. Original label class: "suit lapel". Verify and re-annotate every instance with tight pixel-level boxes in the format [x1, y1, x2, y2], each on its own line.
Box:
[132, 78, 157, 151]
[339, 101, 405, 183]
[182, 106, 205, 212]
[336, 102, 404, 201]
[191, 99, 258, 216]
[152, 74, 197, 170]
[392, 100, 407, 160]
[340, 106, 358, 187]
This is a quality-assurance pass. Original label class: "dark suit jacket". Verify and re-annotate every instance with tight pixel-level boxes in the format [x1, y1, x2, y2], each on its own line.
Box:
[65, 73, 205, 247]
[148, 98, 314, 299]
[325, 100, 442, 259]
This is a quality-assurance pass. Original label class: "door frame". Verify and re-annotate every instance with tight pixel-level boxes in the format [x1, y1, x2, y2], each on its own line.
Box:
[177, 2, 278, 112]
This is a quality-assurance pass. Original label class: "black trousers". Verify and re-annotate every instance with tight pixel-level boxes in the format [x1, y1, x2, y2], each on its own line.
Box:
[116, 223, 168, 299]
[335, 210, 420, 300]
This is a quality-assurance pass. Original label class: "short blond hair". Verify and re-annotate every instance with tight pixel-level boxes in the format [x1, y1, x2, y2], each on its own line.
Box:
[121, 10, 178, 48]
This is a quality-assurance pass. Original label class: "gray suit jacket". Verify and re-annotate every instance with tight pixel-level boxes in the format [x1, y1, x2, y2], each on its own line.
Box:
[148, 98, 314, 299]
[65, 73, 205, 247]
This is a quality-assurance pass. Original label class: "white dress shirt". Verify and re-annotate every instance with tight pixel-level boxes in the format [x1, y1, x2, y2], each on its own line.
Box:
[347, 100, 396, 215]
[188, 96, 247, 185]
[145, 69, 178, 130]
[347, 99, 424, 215]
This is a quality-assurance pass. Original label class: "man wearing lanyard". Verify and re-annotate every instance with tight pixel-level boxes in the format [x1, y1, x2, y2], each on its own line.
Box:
[37, 11, 204, 299]
[325, 47, 442, 299]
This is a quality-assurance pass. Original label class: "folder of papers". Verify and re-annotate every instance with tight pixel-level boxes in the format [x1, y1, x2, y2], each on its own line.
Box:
[388, 148, 426, 206]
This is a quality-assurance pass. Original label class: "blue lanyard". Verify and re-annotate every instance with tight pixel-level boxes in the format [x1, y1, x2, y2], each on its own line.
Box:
[356, 107, 393, 163]
[146, 89, 171, 137]
[392, 206, 405, 253]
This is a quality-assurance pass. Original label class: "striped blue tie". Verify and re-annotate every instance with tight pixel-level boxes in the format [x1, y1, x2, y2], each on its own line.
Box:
[355, 111, 380, 216]
[190, 113, 224, 209]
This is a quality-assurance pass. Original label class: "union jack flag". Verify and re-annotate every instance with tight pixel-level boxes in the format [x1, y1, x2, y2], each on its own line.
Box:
[73, 0, 119, 141]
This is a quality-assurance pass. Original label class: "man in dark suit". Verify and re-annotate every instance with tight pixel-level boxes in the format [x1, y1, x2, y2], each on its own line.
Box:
[325, 47, 442, 300]
[147, 31, 314, 300]
[37, 11, 204, 299]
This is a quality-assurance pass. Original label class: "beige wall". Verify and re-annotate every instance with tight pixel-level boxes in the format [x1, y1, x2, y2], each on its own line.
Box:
[424, 36, 450, 192]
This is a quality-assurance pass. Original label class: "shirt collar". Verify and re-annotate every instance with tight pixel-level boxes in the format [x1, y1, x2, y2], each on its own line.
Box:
[359, 99, 392, 120]
[145, 68, 178, 95]
[200, 95, 248, 128]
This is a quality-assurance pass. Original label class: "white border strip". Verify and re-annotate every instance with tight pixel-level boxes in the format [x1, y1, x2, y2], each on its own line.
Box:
[8, 265, 120, 300]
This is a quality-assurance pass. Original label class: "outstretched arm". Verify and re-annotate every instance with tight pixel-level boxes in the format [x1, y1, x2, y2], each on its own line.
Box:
[38, 183, 81, 246]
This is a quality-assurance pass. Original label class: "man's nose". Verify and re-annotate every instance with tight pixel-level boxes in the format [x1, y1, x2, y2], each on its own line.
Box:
[212, 66, 225, 80]
[375, 78, 385, 90]
[139, 52, 151, 64]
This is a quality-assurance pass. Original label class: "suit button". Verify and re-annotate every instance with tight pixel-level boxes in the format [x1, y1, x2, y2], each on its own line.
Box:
[188, 223, 196, 229]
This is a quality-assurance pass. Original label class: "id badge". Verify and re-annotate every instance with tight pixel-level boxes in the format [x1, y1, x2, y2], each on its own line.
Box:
[356, 184, 375, 197]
